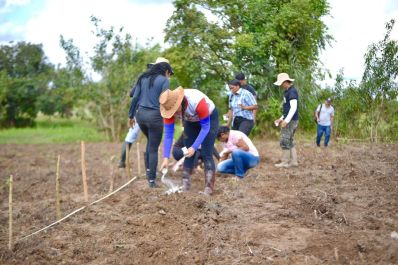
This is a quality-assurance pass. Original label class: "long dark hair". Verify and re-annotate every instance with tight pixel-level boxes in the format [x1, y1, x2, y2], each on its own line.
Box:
[136, 62, 173, 88]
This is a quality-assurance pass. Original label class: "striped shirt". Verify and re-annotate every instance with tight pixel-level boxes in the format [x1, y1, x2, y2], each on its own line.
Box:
[229, 88, 257, 120]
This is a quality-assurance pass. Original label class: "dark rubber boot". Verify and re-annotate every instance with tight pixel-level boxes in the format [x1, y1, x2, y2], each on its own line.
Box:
[182, 168, 193, 191]
[118, 142, 132, 168]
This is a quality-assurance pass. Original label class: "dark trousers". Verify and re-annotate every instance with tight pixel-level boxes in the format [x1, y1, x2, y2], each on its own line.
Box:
[232, 116, 254, 136]
[183, 108, 219, 171]
[136, 107, 163, 181]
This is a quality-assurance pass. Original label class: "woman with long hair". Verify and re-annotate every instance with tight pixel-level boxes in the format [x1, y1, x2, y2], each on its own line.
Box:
[128, 58, 173, 187]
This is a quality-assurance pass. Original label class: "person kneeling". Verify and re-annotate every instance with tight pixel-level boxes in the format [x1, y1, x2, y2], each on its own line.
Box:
[216, 126, 260, 179]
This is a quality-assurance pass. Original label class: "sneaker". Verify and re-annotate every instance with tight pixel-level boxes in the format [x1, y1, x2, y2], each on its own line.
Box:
[148, 181, 158, 188]
[118, 161, 126, 168]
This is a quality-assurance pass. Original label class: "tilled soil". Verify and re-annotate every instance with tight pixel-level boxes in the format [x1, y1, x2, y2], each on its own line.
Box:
[0, 141, 397, 264]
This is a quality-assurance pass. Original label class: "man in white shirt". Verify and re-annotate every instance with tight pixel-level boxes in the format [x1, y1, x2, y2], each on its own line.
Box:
[315, 98, 335, 147]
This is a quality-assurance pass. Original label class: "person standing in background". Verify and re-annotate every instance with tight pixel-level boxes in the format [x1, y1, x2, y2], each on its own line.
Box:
[273, 73, 299, 168]
[315, 98, 335, 147]
[235, 72, 257, 124]
[226, 79, 257, 136]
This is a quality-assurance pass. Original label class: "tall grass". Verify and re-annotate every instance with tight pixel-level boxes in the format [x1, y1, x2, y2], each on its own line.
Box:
[0, 116, 107, 144]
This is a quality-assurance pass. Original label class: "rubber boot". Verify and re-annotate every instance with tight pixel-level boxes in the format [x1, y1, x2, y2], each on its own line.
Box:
[118, 142, 132, 168]
[203, 169, 215, 196]
[274, 150, 290, 168]
[289, 147, 298, 167]
[182, 168, 193, 191]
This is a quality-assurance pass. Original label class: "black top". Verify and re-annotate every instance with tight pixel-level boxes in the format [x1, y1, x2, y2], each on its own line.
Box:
[242, 83, 257, 98]
[128, 75, 169, 119]
[283, 86, 299, 121]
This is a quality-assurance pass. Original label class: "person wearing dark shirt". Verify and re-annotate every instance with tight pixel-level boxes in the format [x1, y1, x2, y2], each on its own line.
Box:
[235, 72, 257, 123]
[273, 73, 299, 168]
[172, 133, 220, 170]
[128, 57, 174, 188]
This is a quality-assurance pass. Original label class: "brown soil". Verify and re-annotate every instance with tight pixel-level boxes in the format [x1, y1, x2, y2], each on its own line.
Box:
[0, 141, 397, 264]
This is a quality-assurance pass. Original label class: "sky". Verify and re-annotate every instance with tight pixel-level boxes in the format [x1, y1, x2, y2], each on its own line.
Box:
[1, 0, 397, 85]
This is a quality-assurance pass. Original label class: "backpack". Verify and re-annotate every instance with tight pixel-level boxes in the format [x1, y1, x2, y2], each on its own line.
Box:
[314, 104, 322, 123]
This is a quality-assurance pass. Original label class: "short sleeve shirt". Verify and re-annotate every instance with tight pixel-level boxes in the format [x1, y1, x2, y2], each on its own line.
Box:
[283, 86, 299, 121]
[221, 130, 259, 157]
[317, 104, 334, 126]
[229, 88, 257, 120]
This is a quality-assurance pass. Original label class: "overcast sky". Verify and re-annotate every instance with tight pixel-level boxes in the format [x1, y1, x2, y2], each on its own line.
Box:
[1, 0, 397, 84]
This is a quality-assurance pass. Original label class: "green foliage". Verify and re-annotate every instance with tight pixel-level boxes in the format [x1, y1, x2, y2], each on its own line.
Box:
[359, 19, 398, 142]
[0, 42, 53, 127]
[331, 19, 398, 142]
[0, 116, 106, 144]
[60, 16, 164, 141]
[164, 0, 331, 135]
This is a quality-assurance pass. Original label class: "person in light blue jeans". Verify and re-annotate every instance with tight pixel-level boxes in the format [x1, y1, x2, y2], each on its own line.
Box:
[315, 98, 335, 147]
[216, 126, 260, 179]
[118, 122, 141, 168]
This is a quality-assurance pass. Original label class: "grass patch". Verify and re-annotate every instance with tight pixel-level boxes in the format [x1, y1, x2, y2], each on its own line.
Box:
[0, 116, 107, 144]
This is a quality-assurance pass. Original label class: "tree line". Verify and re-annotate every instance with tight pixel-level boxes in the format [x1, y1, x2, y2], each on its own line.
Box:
[0, 0, 397, 141]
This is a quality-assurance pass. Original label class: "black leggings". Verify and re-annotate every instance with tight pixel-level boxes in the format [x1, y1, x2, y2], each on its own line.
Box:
[136, 107, 163, 181]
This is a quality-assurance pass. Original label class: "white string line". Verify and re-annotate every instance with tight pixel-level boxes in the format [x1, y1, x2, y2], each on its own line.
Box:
[17, 176, 137, 241]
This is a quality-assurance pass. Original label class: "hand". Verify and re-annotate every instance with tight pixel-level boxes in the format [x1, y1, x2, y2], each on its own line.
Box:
[129, 118, 135, 128]
[160, 158, 169, 171]
[185, 147, 195, 158]
[238, 104, 245, 110]
[281, 120, 288, 128]
[274, 118, 282, 126]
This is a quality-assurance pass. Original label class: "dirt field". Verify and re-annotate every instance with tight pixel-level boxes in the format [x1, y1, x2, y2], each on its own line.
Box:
[0, 140, 397, 265]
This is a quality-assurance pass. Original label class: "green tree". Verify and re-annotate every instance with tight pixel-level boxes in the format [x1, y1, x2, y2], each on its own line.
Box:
[360, 19, 398, 142]
[164, 0, 331, 134]
[60, 16, 164, 140]
[0, 42, 53, 127]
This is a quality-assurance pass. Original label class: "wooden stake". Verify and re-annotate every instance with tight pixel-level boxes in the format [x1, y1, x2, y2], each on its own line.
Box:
[8, 175, 13, 251]
[56, 155, 62, 220]
[81, 141, 89, 202]
[136, 142, 141, 176]
[126, 144, 131, 180]
[109, 156, 115, 192]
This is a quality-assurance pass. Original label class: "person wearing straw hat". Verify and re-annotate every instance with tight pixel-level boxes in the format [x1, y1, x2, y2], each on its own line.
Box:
[273, 73, 299, 168]
[128, 57, 174, 188]
[159, 87, 219, 196]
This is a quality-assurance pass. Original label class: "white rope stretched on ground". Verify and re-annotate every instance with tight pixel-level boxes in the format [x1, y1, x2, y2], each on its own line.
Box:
[17, 176, 137, 242]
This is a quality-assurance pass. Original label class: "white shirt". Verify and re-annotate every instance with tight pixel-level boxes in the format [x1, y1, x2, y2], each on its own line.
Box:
[317, 104, 334, 126]
[220, 130, 259, 157]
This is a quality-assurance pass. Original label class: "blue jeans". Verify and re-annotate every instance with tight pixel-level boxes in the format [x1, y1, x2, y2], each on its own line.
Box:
[316, 124, 331, 147]
[217, 149, 260, 178]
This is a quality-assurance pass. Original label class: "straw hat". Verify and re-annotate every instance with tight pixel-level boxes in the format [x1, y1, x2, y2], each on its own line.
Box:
[159, 87, 185, 118]
[273, 73, 294, 86]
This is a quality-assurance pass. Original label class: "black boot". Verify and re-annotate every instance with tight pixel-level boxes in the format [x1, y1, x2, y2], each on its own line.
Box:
[118, 142, 132, 168]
